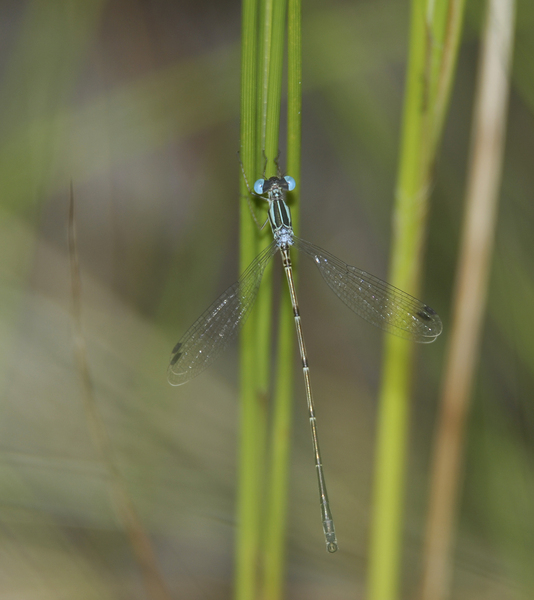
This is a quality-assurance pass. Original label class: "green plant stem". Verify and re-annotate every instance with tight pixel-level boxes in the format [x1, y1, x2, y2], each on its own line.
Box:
[236, 0, 288, 598]
[367, 1, 466, 599]
[261, 0, 301, 597]
[236, 0, 262, 598]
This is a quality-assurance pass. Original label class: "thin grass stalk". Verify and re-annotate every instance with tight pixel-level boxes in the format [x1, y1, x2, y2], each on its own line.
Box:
[367, 2, 466, 599]
[252, 0, 276, 420]
[256, 0, 287, 594]
[262, 0, 286, 164]
[420, 1, 516, 598]
[262, 0, 301, 596]
[236, 0, 262, 597]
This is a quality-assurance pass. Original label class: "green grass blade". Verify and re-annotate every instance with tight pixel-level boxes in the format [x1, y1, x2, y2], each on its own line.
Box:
[262, 0, 301, 596]
[367, 1, 466, 599]
[236, 1, 262, 598]
[236, 0, 287, 598]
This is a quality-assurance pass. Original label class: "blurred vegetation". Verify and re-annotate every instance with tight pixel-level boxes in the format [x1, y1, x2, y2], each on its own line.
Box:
[0, 1, 533, 599]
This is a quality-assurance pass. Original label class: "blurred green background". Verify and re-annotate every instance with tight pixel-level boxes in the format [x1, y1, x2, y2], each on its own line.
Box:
[1, 0, 533, 598]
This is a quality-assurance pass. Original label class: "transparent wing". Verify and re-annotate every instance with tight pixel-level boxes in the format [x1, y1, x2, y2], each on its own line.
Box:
[295, 236, 442, 343]
[168, 241, 278, 385]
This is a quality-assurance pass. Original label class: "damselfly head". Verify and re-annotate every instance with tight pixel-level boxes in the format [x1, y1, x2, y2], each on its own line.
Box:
[254, 175, 296, 195]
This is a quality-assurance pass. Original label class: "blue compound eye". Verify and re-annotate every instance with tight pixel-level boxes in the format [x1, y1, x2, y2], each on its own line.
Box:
[284, 176, 296, 191]
[253, 179, 265, 195]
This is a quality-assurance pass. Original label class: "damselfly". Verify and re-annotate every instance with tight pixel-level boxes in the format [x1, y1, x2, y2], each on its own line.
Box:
[168, 172, 442, 552]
